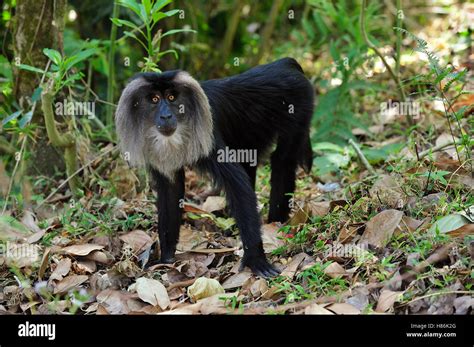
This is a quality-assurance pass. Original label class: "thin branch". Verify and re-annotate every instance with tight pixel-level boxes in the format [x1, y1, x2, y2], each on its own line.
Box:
[37, 145, 117, 207]
[418, 139, 457, 159]
[348, 138, 376, 175]
[360, 0, 408, 114]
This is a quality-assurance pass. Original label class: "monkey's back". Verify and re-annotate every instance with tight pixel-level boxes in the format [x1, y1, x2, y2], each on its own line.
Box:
[201, 58, 314, 156]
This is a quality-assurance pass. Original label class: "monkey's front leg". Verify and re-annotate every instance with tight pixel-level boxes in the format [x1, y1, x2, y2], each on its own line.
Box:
[198, 158, 280, 277]
[150, 168, 185, 263]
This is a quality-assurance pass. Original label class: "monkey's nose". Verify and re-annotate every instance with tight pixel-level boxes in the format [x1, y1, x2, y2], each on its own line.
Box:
[160, 114, 172, 120]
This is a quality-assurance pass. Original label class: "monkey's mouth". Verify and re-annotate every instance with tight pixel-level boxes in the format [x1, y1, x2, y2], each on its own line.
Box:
[157, 126, 176, 136]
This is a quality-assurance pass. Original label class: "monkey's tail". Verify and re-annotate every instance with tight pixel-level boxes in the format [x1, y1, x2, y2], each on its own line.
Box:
[298, 133, 313, 174]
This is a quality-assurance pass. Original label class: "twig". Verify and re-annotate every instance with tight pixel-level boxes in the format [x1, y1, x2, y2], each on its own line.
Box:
[398, 290, 472, 307]
[418, 139, 457, 159]
[348, 138, 376, 175]
[360, 0, 408, 121]
[37, 145, 117, 207]
[166, 278, 196, 291]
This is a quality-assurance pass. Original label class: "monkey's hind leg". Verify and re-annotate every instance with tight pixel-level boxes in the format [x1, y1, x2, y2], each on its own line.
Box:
[268, 135, 302, 223]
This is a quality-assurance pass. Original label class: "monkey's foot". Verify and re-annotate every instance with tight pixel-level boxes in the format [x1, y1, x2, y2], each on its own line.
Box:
[241, 256, 280, 278]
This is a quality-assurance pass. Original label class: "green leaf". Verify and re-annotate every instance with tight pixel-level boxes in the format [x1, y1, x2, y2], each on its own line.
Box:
[110, 17, 139, 30]
[152, 9, 179, 23]
[312, 142, 346, 154]
[362, 143, 404, 164]
[156, 49, 178, 60]
[31, 87, 43, 102]
[152, 0, 172, 13]
[2, 110, 22, 126]
[18, 110, 33, 128]
[117, 0, 141, 17]
[0, 215, 31, 237]
[160, 28, 197, 38]
[43, 48, 62, 65]
[63, 48, 96, 71]
[17, 64, 45, 74]
[142, 0, 152, 15]
[429, 214, 470, 234]
[215, 217, 236, 230]
[138, 2, 148, 23]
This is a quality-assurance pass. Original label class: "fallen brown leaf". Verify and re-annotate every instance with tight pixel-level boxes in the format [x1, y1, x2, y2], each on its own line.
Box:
[50, 258, 72, 281]
[261, 223, 284, 253]
[202, 196, 226, 213]
[135, 277, 170, 310]
[62, 244, 104, 256]
[53, 275, 88, 295]
[376, 289, 403, 313]
[324, 262, 347, 279]
[222, 271, 252, 290]
[304, 303, 334, 314]
[119, 230, 153, 254]
[326, 302, 361, 315]
[360, 209, 404, 248]
[280, 253, 308, 279]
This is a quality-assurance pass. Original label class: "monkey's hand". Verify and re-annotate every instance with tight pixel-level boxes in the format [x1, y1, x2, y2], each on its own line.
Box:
[240, 247, 280, 278]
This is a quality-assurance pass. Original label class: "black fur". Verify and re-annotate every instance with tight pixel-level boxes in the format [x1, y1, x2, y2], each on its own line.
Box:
[144, 58, 314, 277]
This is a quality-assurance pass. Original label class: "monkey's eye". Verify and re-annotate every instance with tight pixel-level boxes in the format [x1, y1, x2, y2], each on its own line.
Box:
[151, 95, 160, 103]
[167, 94, 175, 102]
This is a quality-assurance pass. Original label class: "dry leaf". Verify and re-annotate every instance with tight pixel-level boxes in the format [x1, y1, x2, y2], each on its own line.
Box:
[62, 244, 104, 256]
[21, 210, 42, 233]
[250, 279, 269, 297]
[96, 289, 136, 314]
[289, 206, 309, 226]
[136, 277, 170, 310]
[53, 275, 88, 294]
[324, 262, 346, 278]
[222, 271, 252, 290]
[305, 303, 334, 314]
[187, 277, 225, 302]
[396, 216, 424, 235]
[38, 247, 51, 280]
[261, 223, 284, 253]
[360, 210, 404, 248]
[190, 247, 238, 254]
[337, 223, 363, 244]
[447, 223, 474, 238]
[376, 289, 403, 313]
[196, 292, 237, 315]
[280, 253, 308, 279]
[202, 196, 226, 213]
[74, 260, 96, 274]
[50, 258, 72, 281]
[119, 230, 153, 254]
[177, 225, 207, 252]
[26, 229, 47, 244]
[85, 250, 114, 264]
[326, 303, 361, 315]
[308, 201, 330, 217]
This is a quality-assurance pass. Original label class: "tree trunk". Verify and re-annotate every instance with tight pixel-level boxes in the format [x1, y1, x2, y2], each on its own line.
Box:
[13, 0, 66, 176]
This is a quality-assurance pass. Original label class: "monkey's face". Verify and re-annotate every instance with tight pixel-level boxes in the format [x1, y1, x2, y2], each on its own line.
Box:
[115, 71, 214, 176]
[129, 73, 191, 138]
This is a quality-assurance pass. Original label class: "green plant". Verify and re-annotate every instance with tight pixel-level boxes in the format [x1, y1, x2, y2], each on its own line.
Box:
[112, 0, 196, 72]
[394, 27, 473, 175]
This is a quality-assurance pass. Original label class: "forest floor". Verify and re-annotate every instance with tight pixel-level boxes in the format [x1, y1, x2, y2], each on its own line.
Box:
[0, 104, 472, 314]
